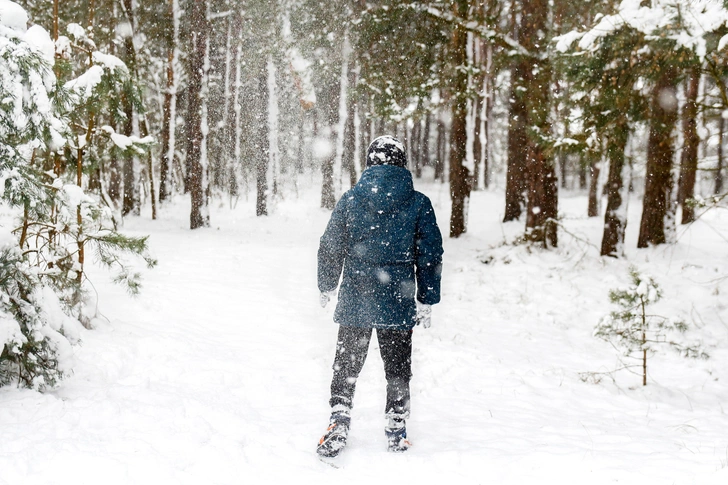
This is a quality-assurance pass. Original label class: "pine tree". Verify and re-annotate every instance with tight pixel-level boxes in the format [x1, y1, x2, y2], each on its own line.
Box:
[1, 5, 155, 389]
[558, 25, 646, 256]
[595, 268, 707, 386]
[557, 0, 728, 252]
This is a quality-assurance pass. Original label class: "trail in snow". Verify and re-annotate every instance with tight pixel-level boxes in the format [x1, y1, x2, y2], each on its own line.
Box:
[1, 175, 727, 485]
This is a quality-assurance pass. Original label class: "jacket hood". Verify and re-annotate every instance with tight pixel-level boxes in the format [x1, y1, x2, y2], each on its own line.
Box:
[352, 165, 414, 214]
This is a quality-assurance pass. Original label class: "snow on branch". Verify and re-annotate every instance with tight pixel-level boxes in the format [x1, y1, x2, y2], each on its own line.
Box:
[555, 0, 728, 59]
[100, 125, 154, 154]
[64, 52, 129, 101]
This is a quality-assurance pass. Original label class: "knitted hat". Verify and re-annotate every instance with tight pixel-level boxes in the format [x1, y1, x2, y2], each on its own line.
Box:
[365, 135, 408, 168]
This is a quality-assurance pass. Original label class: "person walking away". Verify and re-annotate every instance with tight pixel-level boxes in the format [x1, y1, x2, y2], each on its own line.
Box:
[316, 135, 443, 457]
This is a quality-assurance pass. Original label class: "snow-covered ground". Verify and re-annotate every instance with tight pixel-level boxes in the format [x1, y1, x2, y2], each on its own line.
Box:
[1, 172, 728, 485]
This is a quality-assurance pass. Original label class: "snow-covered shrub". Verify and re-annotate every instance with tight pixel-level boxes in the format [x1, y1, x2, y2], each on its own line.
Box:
[0, 237, 83, 389]
[595, 267, 708, 386]
[0, 0, 155, 390]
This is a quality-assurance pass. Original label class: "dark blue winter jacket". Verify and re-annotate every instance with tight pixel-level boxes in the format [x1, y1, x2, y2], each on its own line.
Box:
[318, 165, 443, 330]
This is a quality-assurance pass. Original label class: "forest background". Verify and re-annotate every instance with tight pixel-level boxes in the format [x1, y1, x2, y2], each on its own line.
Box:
[1, 0, 728, 395]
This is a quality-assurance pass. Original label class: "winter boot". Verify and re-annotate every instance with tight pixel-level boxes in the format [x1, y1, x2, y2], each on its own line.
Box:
[317, 412, 350, 458]
[385, 415, 410, 452]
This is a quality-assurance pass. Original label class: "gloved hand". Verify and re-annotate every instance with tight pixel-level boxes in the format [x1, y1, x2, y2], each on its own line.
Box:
[416, 303, 432, 329]
[320, 290, 336, 308]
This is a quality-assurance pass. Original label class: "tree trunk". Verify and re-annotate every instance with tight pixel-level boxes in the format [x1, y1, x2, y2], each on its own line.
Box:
[483, 42, 493, 189]
[503, 61, 528, 222]
[560, 115, 570, 189]
[638, 68, 679, 248]
[256, 69, 270, 216]
[297, 109, 306, 174]
[449, 0, 471, 238]
[559, 153, 568, 189]
[412, 119, 422, 178]
[159, 0, 177, 203]
[578, 160, 587, 190]
[159, 45, 174, 202]
[53, 0, 59, 41]
[121, 1, 138, 217]
[503, 0, 528, 222]
[717, 115, 724, 195]
[267, 56, 279, 201]
[422, 112, 431, 173]
[188, 0, 210, 229]
[678, 68, 700, 224]
[435, 120, 446, 181]
[600, 125, 630, 257]
[344, 105, 357, 188]
[587, 157, 600, 217]
[321, 156, 335, 209]
[108, 141, 121, 204]
[344, 62, 357, 187]
[473, 87, 483, 190]
[525, 145, 559, 247]
[522, 0, 557, 247]
[320, 70, 340, 210]
[361, 97, 372, 156]
[229, 15, 242, 202]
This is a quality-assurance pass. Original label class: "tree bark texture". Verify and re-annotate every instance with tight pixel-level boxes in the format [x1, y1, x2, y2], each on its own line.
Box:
[120, 2, 138, 217]
[344, 102, 357, 187]
[678, 68, 700, 224]
[139, 118, 157, 220]
[525, 146, 559, 247]
[343, 63, 357, 187]
[717, 115, 725, 195]
[320, 81, 339, 210]
[187, 0, 210, 228]
[638, 68, 679, 248]
[159, 43, 174, 202]
[449, 0, 471, 238]
[600, 125, 629, 257]
[503, 61, 528, 222]
[522, 0, 557, 247]
[108, 147, 121, 203]
[435, 121, 446, 181]
[422, 113, 431, 172]
[578, 161, 587, 190]
[256, 70, 270, 216]
[483, 43, 493, 189]
[412, 119, 422, 178]
[588, 157, 600, 218]
[473, 90, 483, 190]
[227, 20, 241, 201]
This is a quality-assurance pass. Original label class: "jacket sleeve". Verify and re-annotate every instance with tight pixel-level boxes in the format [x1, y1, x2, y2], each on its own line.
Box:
[318, 197, 348, 293]
[414, 196, 443, 305]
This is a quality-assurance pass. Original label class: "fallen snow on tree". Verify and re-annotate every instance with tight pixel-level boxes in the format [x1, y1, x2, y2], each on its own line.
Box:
[100, 125, 154, 152]
[555, 0, 728, 58]
[64, 65, 104, 100]
[0, 0, 27, 33]
[92, 51, 127, 73]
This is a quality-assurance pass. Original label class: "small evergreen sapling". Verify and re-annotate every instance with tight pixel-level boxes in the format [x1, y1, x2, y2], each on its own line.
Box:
[595, 267, 707, 386]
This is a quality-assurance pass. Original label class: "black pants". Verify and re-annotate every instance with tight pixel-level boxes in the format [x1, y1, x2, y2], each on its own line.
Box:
[329, 325, 412, 417]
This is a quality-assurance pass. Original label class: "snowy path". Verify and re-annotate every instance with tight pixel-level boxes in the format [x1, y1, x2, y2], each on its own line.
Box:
[1, 180, 728, 485]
